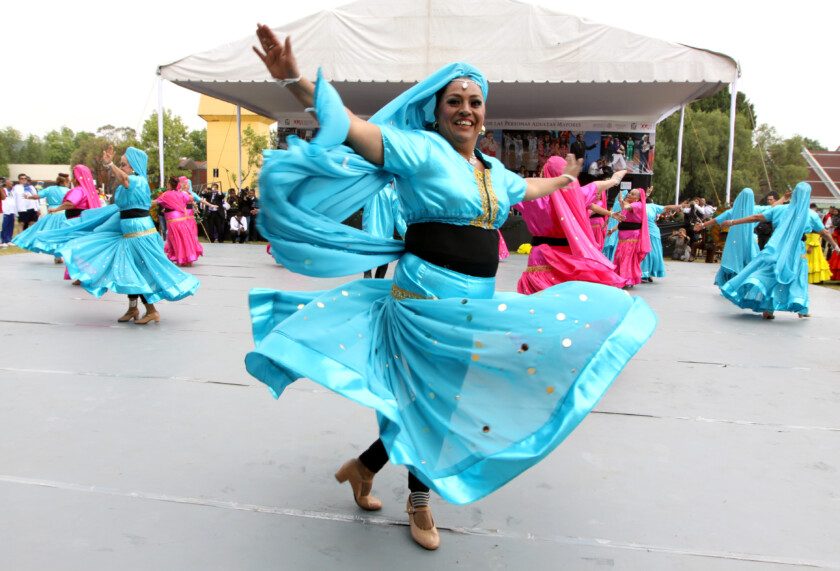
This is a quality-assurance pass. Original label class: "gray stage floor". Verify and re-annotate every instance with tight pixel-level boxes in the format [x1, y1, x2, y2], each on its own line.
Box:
[1, 245, 838, 570]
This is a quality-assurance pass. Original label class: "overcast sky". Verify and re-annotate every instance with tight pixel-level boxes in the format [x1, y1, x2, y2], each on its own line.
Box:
[5, 0, 838, 149]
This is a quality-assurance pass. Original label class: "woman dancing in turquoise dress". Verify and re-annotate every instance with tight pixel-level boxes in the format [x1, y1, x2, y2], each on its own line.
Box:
[248, 26, 656, 550]
[38, 147, 199, 324]
[720, 183, 839, 319]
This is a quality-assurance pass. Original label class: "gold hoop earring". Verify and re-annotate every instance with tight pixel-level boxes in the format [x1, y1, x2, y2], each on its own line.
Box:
[432, 121, 439, 131]
[480, 125, 486, 135]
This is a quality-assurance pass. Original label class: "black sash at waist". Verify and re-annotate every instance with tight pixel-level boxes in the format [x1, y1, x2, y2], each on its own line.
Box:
[65, 208, 82, 219]
[404, 222, 499, 278]
[531, 235, 569, 247]
[618, 222, 642, 231]
[120, 209, 151, 220]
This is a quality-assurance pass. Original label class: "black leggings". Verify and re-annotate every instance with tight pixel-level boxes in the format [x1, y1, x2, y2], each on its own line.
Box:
[358, 439, 429, 493]
[363, 263, 389, 279]
[127, 294, 148, 303]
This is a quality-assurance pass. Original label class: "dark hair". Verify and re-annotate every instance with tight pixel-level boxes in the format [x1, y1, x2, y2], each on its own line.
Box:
[168, 176, 179, 189]
[17, 173, 28, 179]
[810, 203, 817, 209]
[56, 173, 70, 186]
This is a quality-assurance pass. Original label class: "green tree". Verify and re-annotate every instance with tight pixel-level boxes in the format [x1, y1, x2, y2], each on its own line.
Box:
[43, 126, 78, 164]
[224, 125, 268, 190]
[0, 127, 23, 177]
[186, 129, 206, 160]
[139, 110, 192, 188]
[18, 134, 47, 164]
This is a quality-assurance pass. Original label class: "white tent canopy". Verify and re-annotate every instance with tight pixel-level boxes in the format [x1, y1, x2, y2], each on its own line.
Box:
[159, 0, 737, 125]
[158, 0, 740, 200]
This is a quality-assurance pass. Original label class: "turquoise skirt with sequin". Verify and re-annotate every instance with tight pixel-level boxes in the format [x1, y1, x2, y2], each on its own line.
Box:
[246, 253, 656, 504]
[50, 211, 199, 303]
[720, 241, 809, 314]
[11, 211, 68, 254]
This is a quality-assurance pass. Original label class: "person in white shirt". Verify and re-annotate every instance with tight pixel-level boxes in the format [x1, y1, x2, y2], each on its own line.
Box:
[588, 157, 605, 178]
[229, 211, 248, 243]
[1, 177, 17, 246]
[12, 174, 39, 230]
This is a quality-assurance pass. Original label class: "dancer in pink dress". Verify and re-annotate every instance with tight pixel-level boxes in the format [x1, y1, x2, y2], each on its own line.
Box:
[45, 165, 103, 281]
[155, 177, 202, 267]
[585, 170, 626, 250]
[611, 188, 650, 287]
[515, 156, 627, 293]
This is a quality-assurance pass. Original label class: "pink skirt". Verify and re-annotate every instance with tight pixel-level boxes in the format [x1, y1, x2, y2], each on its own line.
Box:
[164, 216, 203, 265]
[590, 221, 606, 250]
[517, 244, 627, 294]
[614, 236, 646, 286]
[498, 231, 509, 260]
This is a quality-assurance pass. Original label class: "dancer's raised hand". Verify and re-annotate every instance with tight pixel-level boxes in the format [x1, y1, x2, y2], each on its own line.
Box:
[253, 24, 300, 80]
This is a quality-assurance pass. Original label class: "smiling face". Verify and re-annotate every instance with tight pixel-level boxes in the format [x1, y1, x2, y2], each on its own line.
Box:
[118, 155, 134, 175]
[627, 189, 641, 203]
[434, 79, 485, 153]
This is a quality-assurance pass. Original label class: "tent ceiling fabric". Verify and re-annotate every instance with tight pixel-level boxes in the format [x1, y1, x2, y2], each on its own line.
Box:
[159, 0, 738, 123]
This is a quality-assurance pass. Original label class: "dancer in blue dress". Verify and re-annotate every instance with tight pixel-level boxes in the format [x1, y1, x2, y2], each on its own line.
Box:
[640, 201, 682, 282]
[720, 183, 839, 319]
[39, 147, 199, 324]
[362, 182, 406, 279]
[602, 189, 627, 262]
[249, 26, 656, 550]
[11, 172, 70, 261]
[693, 188, 760, 287]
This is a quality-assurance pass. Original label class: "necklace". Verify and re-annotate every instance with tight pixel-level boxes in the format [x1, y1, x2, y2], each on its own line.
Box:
[461, 152, 480, 167]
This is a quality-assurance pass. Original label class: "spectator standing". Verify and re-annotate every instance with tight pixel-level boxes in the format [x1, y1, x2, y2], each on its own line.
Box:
[12, 174, 39, 231]
[1, 178, 16, 246]
[202, 183, 226, 242]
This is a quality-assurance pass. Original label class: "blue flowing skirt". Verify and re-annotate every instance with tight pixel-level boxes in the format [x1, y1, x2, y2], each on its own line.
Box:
[11, 211, 68, 254]
[56, 212, 199, 303]
[246, 253, 656, 504]
[641, 234, 666, 279]
[720, 242, 808, 314]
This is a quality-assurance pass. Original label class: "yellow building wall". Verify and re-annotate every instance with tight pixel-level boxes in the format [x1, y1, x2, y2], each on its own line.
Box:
[199, 95, 274, 191]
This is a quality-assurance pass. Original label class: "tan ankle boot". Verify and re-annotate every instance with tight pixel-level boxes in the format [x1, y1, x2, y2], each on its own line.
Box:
[135, 303, 160, 325]
[334, 458, 382, 511]
[406, 499, 440, 550]
[117, 303, 140, 323]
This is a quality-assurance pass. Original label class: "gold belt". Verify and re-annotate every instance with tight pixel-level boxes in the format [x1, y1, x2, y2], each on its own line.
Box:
[619, 238, 639, 243]
[390, 284, 433, 301]
[525, 264, 552, 273]
[167, 216, 191, 223]
[123, 228, 158, 239]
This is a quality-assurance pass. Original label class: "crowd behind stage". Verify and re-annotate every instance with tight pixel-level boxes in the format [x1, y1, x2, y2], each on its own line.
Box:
[0, 174, 264, 247]
[3, 171, 840, 285]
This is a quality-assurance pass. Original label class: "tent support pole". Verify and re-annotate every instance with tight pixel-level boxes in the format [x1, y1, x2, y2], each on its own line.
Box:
[675, 105, 685, 205]
[725, 79, 738, 205]
[157, 78, 165, 187]
[236, 105, 242, 191]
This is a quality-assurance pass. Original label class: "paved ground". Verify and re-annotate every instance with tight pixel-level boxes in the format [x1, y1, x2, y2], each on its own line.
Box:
[1, 245, 838, 570]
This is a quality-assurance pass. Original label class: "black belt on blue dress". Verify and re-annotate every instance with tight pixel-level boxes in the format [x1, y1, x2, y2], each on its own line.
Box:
[120, 209, 151, 219]
[404, 222, 499, 278]
[618, 222, 642, 230]
[65, 208, 82, 219]
[531, 235, 569, 247]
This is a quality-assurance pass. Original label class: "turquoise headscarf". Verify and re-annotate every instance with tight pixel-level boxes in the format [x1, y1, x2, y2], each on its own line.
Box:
[765, 182, 811, 284]
[125, 147, 148, 179]
[258, 63, 490, 277]
[718, 188, 757, 278]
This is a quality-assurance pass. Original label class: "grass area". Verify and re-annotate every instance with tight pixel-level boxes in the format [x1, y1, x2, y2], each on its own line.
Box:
[0, 245, 27, 256]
